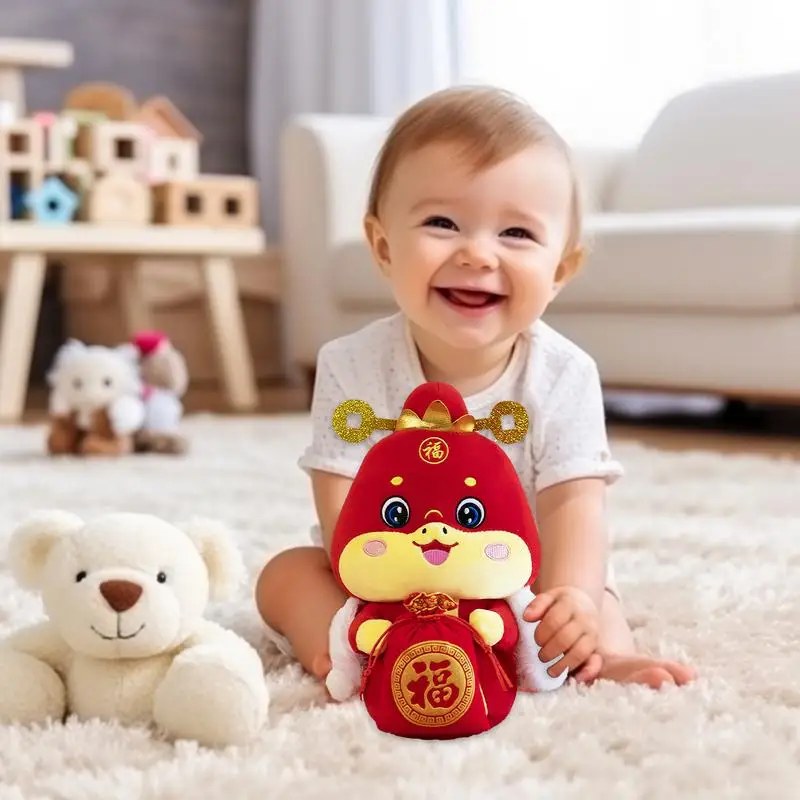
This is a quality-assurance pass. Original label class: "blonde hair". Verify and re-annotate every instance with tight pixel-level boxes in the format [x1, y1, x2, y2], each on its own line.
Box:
[367, 85, 583, 258]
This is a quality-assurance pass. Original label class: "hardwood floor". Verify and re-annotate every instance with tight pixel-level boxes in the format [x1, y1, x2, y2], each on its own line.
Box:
[16, 382, 800, 459]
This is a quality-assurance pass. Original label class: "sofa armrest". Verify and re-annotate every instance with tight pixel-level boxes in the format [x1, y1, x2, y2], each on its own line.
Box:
[571, 146, 633, 212]
[279, 114, 393, 368]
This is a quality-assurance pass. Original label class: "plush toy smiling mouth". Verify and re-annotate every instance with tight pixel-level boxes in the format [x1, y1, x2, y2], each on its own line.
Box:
[91, 621, 146, 641]
[414, 539, 459, 566]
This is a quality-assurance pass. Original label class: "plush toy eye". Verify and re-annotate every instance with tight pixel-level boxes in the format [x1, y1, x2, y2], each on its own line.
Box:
[103, 377, 113, 387]
[381, 496, 410, 529]
[75, 570, 88, 582]
[157, 572, 167, 584]
[456, 497, 485, 529]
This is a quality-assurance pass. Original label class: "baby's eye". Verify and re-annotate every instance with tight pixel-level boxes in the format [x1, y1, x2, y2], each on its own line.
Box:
[501, 226, 535, 241]
[423, 215, 458, 231]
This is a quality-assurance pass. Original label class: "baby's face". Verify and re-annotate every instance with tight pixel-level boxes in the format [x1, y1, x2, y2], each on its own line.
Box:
[366, 142, 574, 351]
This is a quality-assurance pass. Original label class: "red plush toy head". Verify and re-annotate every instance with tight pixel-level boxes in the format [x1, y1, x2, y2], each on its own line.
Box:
[329, 382, 539, 602]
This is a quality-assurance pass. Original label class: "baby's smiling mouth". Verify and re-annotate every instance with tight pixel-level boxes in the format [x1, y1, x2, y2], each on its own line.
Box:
[413, 539, 459, 566]
[434, 287, 505, 308]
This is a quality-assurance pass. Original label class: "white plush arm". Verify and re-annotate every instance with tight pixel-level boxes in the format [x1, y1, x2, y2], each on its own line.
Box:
[4, 621, 72, 675]
[107, 395, 146, 435]
[280, 113, 393, 369]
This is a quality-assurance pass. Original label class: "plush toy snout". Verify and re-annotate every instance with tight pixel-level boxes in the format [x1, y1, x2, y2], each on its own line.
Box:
[99, 579, 143, 613]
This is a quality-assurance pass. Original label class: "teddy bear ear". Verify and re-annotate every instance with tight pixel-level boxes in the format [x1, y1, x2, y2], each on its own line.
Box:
[8, 510, 85, 590]
[180, 518, 245, 601]
[46, 339, 86, 386]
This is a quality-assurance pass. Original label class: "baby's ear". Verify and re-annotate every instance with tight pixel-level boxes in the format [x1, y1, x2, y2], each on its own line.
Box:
[8, 510, 84, 590]
[180, 518, 245, 601]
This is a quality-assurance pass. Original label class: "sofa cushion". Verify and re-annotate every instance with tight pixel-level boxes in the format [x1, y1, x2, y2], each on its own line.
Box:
[611, 72, 800, 211]
[550, 207, 800, 313]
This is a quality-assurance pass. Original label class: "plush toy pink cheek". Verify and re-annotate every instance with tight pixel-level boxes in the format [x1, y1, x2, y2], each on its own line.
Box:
[362, 539, 387, 557]
[484, 543, 509, 561]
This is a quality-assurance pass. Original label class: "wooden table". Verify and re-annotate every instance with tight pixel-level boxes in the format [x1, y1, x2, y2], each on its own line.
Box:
[0, 222, 266, 423]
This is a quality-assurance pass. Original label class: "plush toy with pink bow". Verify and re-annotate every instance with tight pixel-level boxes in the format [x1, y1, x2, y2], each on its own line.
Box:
[131, 331, 190, 455]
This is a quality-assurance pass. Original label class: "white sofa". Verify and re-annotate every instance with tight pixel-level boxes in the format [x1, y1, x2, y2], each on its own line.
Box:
[280, 72, 800, 400]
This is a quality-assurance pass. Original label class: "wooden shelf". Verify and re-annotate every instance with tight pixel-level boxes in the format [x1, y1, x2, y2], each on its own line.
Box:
[0, 222, 265, 256]
[0, 38, 73, 69]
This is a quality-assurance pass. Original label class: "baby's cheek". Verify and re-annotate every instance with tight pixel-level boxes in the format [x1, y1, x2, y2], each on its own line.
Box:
[362, 539, 387, 557]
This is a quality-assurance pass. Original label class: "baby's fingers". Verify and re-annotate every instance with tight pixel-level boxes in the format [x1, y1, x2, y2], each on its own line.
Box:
[532, 599, 573, 648]
[537, 619, 583, 663]
[550, 634, 596, 677]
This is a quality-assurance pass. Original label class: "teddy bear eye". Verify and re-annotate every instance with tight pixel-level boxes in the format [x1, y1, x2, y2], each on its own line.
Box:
[103, 377, 113, 387]
[157, 571, 167, 583]
[75, 570, 88, 582]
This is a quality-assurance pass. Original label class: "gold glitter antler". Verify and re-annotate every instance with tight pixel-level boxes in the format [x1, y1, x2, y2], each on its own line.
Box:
[331, 398, 529, 444]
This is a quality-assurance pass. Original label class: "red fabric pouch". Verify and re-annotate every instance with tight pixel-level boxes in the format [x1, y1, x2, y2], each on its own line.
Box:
[356, 593, 517, 740]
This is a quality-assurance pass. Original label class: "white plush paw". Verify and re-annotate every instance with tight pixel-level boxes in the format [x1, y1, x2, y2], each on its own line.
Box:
[108, 395, 146, 435]
[143, 389, 183, 433]
[153, 645, 268, 747]
[0, 650, 66, 725]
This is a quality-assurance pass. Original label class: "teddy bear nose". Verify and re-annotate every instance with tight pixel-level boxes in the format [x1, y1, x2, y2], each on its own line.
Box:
[99, 580, 143, 613]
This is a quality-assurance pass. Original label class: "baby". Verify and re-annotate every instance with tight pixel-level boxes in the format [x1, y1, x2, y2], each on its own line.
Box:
[257, 86, 696, 688]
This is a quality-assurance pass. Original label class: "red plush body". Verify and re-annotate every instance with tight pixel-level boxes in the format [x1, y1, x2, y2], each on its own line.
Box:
[328, 381, 542, 739]
[353, 596, 518, 738]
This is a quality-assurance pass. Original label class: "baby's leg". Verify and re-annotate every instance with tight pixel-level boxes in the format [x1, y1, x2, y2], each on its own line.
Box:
[255, 546, 346, 678]
[576, 590, 696, 687]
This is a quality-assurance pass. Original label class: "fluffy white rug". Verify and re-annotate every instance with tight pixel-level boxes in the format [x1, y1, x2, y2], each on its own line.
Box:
[1, 414, 799, 799]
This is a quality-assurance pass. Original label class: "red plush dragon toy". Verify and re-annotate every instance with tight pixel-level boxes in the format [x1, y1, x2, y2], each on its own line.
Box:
[325, 381, 567, 739]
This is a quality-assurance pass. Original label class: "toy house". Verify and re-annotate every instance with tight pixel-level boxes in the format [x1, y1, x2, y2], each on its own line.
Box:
[136, 96, 200, 183]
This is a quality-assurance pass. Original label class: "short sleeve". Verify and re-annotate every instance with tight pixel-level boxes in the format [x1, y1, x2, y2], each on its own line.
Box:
[533, 355, 624, 492]
[297, 345, 371, 479]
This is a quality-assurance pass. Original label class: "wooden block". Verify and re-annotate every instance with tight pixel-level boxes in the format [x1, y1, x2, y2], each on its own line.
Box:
[1, 164, 44, 220]
[149, 138, 199, 182]
[74, 121, 150, 176]
[43, 116, 78, 170]
[24, 175, 78, 223]
[63, 81, 137, 121]
[82, 172, 151, 225]
[153, 176, 258, 228]
[0, 119, 44, 169]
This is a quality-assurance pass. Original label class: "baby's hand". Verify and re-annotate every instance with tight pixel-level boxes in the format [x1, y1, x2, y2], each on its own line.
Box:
[523, 586, 599, 677]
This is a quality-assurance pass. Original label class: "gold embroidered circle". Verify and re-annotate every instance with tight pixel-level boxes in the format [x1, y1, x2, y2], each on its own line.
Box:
[418, 436, 449, 465]
[391, 640, 475, 728]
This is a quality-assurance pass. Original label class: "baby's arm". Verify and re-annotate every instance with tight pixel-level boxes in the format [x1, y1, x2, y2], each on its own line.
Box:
[535, 477, 608, 610]
[310, 470, 353, 554]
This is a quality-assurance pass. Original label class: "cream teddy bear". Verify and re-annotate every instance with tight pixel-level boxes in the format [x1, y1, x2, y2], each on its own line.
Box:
[46, 339, 146, 456]
[0, 510, 269, 747]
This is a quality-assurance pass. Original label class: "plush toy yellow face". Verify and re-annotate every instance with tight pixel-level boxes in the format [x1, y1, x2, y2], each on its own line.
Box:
[333, 429, 539, 602]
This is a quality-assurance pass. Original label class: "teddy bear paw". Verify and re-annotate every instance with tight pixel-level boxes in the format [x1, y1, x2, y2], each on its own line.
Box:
[0, 650, 66, 725]
[153, 645, 268, 747]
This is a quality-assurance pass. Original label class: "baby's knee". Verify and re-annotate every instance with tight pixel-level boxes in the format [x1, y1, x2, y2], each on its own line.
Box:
[255, 546, 329, 621]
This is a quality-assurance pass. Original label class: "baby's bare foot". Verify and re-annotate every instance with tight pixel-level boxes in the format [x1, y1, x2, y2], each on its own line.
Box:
[577, 653, 696, 687]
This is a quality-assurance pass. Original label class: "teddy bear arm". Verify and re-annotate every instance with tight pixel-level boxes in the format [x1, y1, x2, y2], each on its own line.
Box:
[154, 620, 268, 747]
[5, 620, 72, 675]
